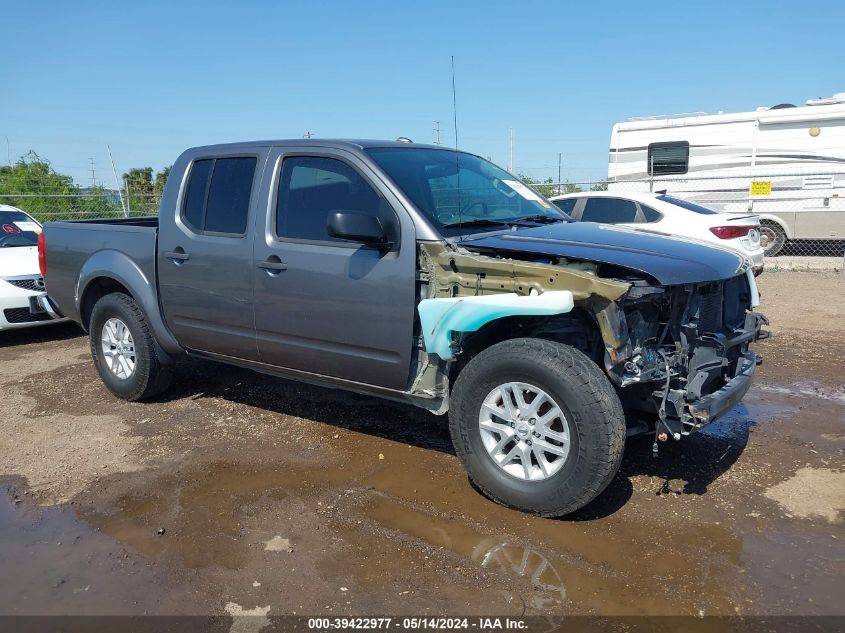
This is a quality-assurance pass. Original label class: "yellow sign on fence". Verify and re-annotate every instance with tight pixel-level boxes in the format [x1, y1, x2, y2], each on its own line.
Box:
[750, 180, 772, 196]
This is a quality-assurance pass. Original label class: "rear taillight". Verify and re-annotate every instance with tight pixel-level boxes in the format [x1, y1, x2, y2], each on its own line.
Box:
[38, 232, 47, 277]
[709, 225, 757, 239]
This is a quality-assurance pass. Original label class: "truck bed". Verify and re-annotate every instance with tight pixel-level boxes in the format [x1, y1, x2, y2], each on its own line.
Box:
[56, 216, 159, 228]
[42, 217, 159, 325]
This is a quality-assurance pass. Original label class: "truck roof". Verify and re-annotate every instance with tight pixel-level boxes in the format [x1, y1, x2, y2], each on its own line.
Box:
[185, 138, 448, 153]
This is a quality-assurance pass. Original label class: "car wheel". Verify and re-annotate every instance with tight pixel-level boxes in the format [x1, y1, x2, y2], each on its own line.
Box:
[89, 292, 173, 401]
[759, 222, 786, 257]
[449, 338, 626, 517]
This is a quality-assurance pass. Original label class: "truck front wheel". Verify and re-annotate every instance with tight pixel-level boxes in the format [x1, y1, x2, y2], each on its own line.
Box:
[89, 292, 173, 401]
[449, 338, 625, 517]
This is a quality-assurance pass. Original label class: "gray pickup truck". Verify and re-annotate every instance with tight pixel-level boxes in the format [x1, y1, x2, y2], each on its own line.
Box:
[36, 140, 768, 516]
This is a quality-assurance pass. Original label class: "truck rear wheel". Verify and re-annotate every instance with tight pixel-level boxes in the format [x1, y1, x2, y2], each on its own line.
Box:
[449, 338, 625, 517]
[89, 292, 173, 401]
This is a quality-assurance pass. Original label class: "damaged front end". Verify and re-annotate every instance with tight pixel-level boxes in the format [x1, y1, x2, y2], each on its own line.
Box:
[409, 242, 767, 439]
[607, 271, 769, 440]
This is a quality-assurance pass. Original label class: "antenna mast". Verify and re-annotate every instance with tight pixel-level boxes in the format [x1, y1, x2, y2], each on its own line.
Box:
[508, 129, 514, 172]
[451, 56, 458, 150]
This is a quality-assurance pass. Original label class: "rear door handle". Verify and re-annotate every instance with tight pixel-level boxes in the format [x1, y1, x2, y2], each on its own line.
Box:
[258, 258, 287, 272]
[165, 250, 190, 262]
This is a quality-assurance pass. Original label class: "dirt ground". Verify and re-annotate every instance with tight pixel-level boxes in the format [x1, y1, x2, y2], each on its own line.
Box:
[1, 271, 843, 617]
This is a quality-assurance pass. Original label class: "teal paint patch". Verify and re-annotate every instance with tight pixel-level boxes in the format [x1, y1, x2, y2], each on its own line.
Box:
[417, 291, 575, 360]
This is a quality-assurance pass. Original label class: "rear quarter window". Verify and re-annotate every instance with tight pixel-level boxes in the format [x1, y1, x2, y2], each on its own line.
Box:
[181, 157, 257, 234]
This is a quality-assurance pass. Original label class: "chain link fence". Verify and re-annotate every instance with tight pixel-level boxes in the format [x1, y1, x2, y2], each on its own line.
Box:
[544, 171, 845, 272]
[0, 190, 159, 223]
[3, 170, 843, 272]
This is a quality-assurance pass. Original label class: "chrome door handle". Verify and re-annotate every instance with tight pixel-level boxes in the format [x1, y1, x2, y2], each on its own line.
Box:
[165, 250, 190, 262]
[258, 259, 287, 272]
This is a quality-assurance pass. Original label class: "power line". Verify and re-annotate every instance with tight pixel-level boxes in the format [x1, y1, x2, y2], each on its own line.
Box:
[302, 131, 315, 139]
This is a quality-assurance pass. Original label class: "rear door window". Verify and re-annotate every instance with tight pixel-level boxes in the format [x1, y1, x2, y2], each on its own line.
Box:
[580, 197, 639, 223]
[181, 157, 257, 235]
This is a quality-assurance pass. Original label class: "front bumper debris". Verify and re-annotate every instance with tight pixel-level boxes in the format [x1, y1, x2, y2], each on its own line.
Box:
[687, 350, 758, 425]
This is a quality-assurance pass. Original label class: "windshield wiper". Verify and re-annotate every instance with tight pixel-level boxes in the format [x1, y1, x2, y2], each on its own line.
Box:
[441, 218, 513, 229]
[515, 214, 570, 224]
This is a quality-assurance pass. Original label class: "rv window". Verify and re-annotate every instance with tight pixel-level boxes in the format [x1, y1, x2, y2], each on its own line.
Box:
[647, 142, 689, 175]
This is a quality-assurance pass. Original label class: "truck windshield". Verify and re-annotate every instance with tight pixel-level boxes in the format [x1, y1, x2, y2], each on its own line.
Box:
[366, 148, 569, 237]
[0, 210, 41, 247]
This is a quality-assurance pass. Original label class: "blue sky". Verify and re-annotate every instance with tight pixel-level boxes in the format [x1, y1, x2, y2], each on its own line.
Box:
[2, 0, 843, 186]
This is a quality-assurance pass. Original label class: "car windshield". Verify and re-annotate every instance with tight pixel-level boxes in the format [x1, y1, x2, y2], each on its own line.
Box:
[0, 210, 41, 247]
[366, 148, 570, 237]
[656, 195, 719, 215]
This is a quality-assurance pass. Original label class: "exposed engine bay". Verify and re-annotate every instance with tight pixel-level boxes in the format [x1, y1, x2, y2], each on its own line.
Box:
[411, 242, 768, 444]
[608, 274, 768, 442]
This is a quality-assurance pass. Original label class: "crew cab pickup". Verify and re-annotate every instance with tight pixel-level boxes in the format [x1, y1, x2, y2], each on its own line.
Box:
[37, 140, 768, 516]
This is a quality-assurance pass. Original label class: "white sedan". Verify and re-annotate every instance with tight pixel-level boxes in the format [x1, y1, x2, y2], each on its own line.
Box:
[0, 205, 67, 331]
[549, 192, 765, 274]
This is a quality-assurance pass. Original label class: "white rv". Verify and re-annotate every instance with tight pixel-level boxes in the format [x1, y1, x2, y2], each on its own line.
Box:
[608, 93, 845, 255]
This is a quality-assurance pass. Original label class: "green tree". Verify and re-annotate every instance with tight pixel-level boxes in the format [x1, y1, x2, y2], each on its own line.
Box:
[81, 184, 124, 217]
[123, 167, 156, 214]
[0, 151, 81, 221]
[153, 165, 171, 205]
[517, 174, 557, 198]
[590, 181, 608, 191]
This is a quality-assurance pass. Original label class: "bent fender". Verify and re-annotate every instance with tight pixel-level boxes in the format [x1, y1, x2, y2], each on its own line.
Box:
[417, 291, 575, 360]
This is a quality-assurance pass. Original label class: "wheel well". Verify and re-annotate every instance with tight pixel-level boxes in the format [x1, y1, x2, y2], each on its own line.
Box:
[80, 277, 134, 331]
[449, 309, 601, 384]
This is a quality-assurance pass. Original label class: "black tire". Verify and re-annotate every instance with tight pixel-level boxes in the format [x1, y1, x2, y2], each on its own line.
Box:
[760, 222, 786, 257]
[449, 338, 625, 517]
[89, 292, 173, 401]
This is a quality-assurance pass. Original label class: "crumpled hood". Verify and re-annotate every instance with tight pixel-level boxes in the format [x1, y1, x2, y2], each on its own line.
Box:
[460, 222, 747, 285]
[0, 246, 39, 278]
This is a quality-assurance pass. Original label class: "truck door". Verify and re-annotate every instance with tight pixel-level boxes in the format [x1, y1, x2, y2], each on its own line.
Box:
[251, 148, 416, 391]
[157, 149, 267, 359]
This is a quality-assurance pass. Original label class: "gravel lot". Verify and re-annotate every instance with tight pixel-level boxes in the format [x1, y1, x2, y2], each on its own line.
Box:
[1, 271, 843, 617]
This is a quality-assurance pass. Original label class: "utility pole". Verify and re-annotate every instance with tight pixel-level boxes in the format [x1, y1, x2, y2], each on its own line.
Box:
[302, 131, 315, 139]
[89, 158, 96, 188]
[508, 129, 514, 173]
[558, 153, 562, 195]
[433, 121, 441, 145]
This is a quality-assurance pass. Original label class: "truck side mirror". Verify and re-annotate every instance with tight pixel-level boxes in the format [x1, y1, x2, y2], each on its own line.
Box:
[327, 211, 392, 249]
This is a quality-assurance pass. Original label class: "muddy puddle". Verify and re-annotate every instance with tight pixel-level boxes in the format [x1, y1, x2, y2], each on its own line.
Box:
[2, 361, 844, 616]
[0, 478, 204, 615]
[699, 392, 798, 441]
